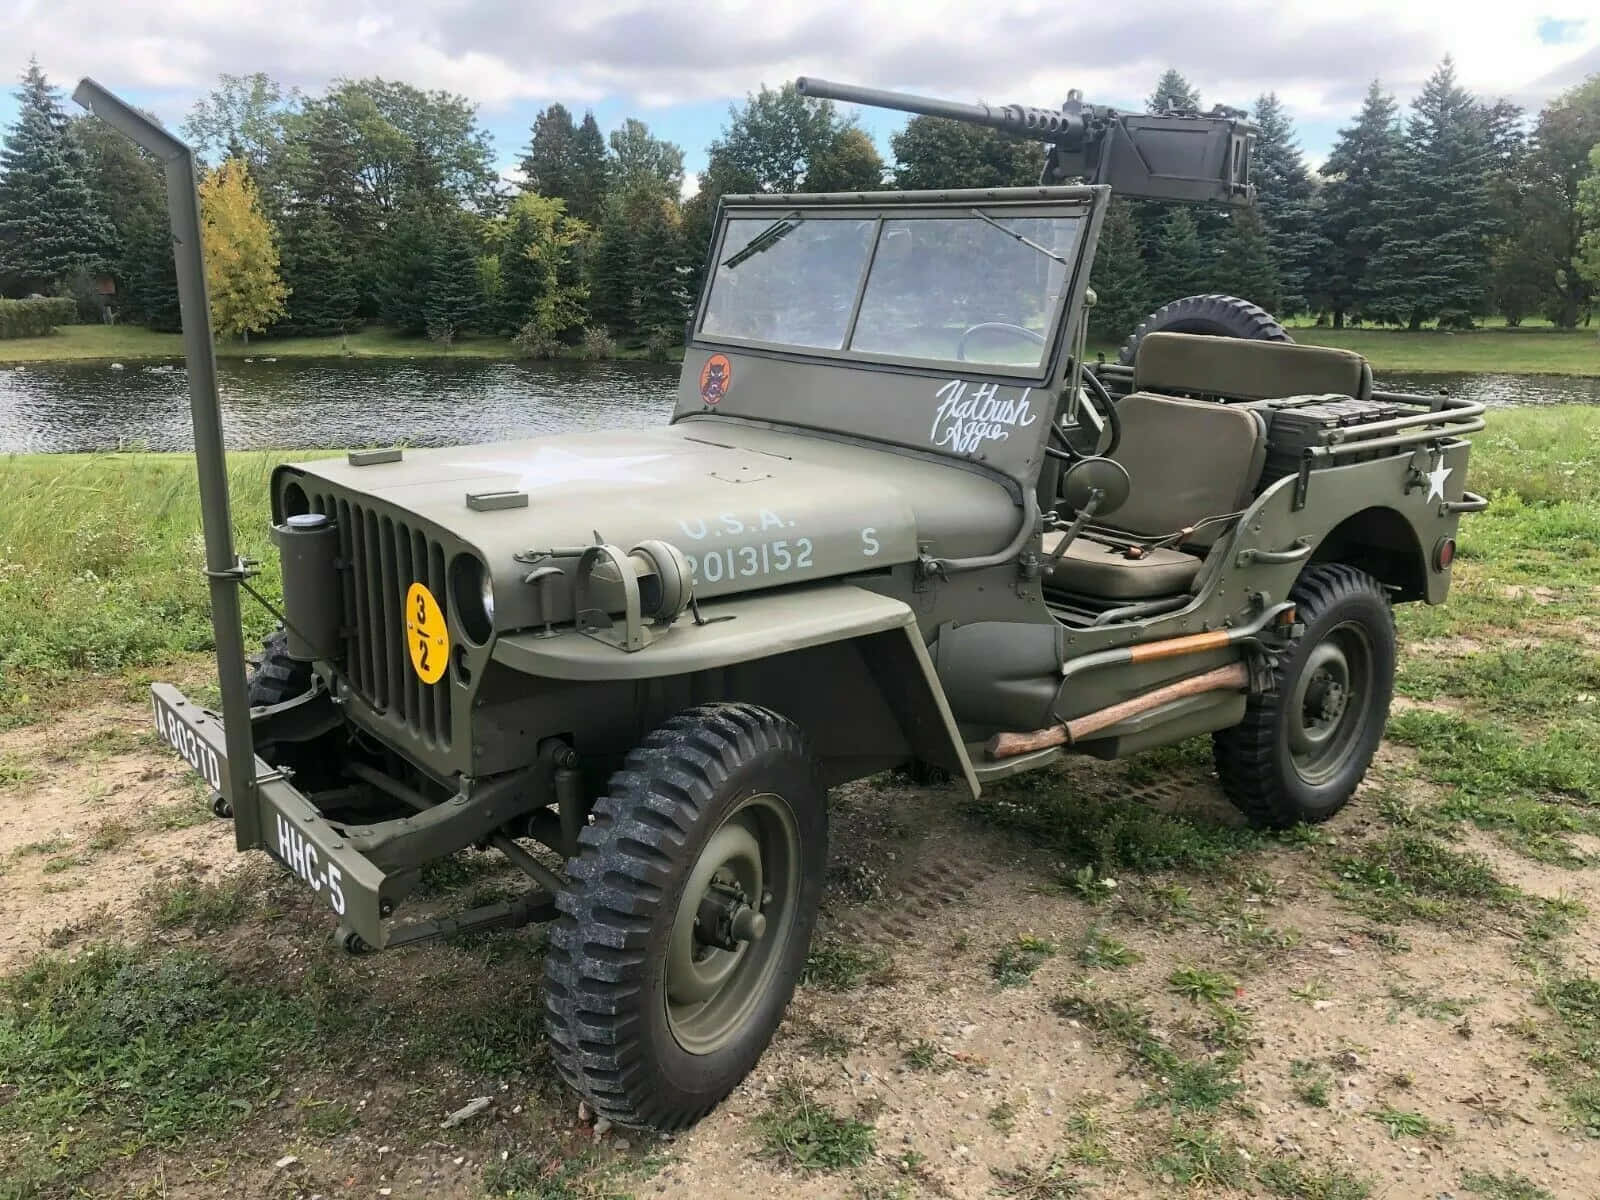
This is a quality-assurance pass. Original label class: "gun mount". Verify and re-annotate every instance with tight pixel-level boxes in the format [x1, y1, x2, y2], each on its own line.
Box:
[795, 77, 1256, 207]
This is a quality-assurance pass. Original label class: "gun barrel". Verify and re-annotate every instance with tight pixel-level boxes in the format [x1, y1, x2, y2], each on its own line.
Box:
[795, 77, 1085, 145]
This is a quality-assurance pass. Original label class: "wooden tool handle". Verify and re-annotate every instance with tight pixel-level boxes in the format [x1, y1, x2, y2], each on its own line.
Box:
[985, 661, 1250, 761]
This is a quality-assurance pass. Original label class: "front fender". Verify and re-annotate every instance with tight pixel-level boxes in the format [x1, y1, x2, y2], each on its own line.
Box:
[491, 583, 979, 796]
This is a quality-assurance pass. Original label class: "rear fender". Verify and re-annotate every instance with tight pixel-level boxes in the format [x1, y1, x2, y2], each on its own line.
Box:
[490, 583, 979, 796]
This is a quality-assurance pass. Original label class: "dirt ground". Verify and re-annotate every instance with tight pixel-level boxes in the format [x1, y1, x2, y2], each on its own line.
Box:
[2, 687, 1598, 1200]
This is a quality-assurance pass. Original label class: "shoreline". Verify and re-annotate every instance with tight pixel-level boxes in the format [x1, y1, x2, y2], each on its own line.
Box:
[0, 323, 1596, 376]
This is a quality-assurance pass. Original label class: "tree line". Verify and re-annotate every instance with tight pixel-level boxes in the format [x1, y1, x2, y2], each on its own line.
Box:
[0, 56, 1597, 355]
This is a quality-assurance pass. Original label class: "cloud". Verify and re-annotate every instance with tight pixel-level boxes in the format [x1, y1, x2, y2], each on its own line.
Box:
[6, 0, 1597, 143]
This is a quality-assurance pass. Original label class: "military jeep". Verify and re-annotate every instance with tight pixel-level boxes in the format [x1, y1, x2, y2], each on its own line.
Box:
[78, 77, 1486, 1131]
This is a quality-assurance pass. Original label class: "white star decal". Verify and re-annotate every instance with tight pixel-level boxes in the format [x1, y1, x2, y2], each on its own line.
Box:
[447, 447, 669, 492]
[1424, 454, 1452, 503]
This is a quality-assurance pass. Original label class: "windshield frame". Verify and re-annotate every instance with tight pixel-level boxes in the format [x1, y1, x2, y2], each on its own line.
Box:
[691, 192, 1096, 386]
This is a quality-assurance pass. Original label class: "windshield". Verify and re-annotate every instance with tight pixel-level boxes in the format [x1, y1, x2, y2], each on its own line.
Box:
[698, 209, 1082, 373]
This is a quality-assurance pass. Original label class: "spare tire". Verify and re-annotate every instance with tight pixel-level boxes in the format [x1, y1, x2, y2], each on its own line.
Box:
[1117, 294, 1292, 366]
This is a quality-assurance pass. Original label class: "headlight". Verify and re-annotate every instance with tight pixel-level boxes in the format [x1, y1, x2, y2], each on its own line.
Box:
[449, 554, 495, 645]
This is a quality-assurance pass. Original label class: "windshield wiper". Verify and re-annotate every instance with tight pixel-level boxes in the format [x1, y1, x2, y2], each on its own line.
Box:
[968, 209, 1067, 264]
[722, 212, 805, 269]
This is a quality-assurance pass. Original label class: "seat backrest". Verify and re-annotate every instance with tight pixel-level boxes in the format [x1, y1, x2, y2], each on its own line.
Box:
[1133, 331, 1372, 403]
[1103, 392, 1265, 545]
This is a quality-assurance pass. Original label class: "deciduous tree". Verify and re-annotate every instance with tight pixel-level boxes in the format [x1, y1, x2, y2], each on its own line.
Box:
[891, 116, 1044, 190]
[199, 158, 287, 339]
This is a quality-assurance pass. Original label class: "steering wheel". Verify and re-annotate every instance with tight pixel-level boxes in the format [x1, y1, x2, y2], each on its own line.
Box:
[1047, 362, 1122, 462]
[955, 322, 1046, 362]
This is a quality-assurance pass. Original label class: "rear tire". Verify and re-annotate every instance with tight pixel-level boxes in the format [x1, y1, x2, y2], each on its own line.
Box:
[1117, 293, 1292, 365]
[1213, 565, 1395, 828]
[544, 703, 827, 1130]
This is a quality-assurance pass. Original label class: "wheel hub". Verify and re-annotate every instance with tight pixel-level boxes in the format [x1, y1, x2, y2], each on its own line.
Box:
[664, 793, 801, 1056]
[1286, 622, 1373, 786]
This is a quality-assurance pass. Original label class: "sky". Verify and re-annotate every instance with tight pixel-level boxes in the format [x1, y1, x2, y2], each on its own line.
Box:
[2, 0, 1598, 189]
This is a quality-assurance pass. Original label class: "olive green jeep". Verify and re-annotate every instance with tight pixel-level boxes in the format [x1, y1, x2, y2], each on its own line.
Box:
[78, 76, 1485, 1132]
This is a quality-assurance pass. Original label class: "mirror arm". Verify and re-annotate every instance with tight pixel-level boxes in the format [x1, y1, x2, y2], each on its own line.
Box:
[1044, 490, 1103, 567]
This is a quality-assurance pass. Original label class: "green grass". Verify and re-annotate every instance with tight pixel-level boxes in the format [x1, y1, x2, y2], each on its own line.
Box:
[1053, 991, 1245, 1114]
[990, 1155, 1086, 1198]
[0, 322, 682, 364]
[1330, 831, 1520, 925]
[1460, 1170, 1556, 1200]
[802, 939, 892, 991]
[1283, 325, 1600, 376]
[1077, 928, 1140, 969]
[755, 1078, 875, 1171]
[1290, 1059, 1332, 1107]
[1256, 1156, 1371, 1199]
[1168, 965, 1238, 1004]
[990, 934, 1058, 986]
[1367, 1104, 1452, 1140]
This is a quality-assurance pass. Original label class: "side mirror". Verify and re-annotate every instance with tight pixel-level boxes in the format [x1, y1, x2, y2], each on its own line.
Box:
[1061, 456, 1130, 517]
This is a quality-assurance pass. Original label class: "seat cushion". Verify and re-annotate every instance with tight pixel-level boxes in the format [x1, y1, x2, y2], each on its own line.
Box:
[1133, 331, 1372, 402]
[1041, 534, 1202, 600]
[1106, 392, 1265, 544]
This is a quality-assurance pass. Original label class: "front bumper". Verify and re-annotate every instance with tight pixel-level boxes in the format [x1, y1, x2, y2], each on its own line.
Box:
[152, 683, 400, 949]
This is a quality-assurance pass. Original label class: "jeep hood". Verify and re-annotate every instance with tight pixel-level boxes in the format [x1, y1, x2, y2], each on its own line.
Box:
[284, 420, 1017, 614]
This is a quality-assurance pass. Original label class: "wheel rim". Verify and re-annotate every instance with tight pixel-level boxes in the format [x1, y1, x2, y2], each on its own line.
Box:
[665, 792, 800, 1056]
[1287, 620, 1373, 786]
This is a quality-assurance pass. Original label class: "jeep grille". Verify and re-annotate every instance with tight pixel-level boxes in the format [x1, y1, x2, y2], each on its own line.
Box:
[309, 491, 452, 748]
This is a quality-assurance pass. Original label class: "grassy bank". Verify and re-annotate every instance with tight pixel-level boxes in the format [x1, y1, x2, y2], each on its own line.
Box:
[3, 321, 1595, 374]
[0, 324, 679, 365]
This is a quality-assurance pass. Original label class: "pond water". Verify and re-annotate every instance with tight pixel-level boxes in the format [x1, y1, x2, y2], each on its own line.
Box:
[0, 356, 1596, 454]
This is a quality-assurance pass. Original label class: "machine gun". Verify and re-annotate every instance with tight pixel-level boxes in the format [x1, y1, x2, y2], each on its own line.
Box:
[795, 77, 1256, 207]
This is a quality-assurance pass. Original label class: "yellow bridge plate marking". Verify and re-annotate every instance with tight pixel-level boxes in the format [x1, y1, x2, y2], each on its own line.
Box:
[405, 582, 449, 684]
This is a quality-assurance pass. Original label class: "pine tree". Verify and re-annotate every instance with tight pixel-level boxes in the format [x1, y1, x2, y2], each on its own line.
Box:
[567, 113, 610, 222]
[634, 201, 687, 338]
[1147, 208, 1211, 302]
[275, 208, 358, 335]
[0, 60, 115, 295]
[376, 206, 437, 334]
[1213, 209, 1281, 312]
[198, 158, 287, 339]
[1149, 70, 1203, 113]
[422, 218, 485, 344]
[587, 204, 635, 332]
[1088, 198, 1150, 342]
[1362, 59, 1496, 329]
[118, 212, 181, 331]
[1318, 81, 1400, 326]
[1249, 93, 1319, 313]
[519, 104, 577, 197]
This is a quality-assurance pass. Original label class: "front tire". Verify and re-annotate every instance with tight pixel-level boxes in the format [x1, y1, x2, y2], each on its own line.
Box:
[1213, 565, 1395, 828]
[544, 703, 827, 1129]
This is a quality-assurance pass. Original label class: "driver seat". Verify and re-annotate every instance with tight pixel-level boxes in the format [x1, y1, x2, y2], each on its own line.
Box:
[1042, 392, 1268, 600]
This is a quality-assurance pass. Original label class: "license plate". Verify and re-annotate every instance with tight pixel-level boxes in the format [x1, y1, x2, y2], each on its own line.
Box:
[152, 691, 224, 792]
[270, 812, 347, 915]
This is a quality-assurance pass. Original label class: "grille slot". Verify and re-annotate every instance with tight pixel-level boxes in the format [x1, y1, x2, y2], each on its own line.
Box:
[310, 491, 452, 748]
